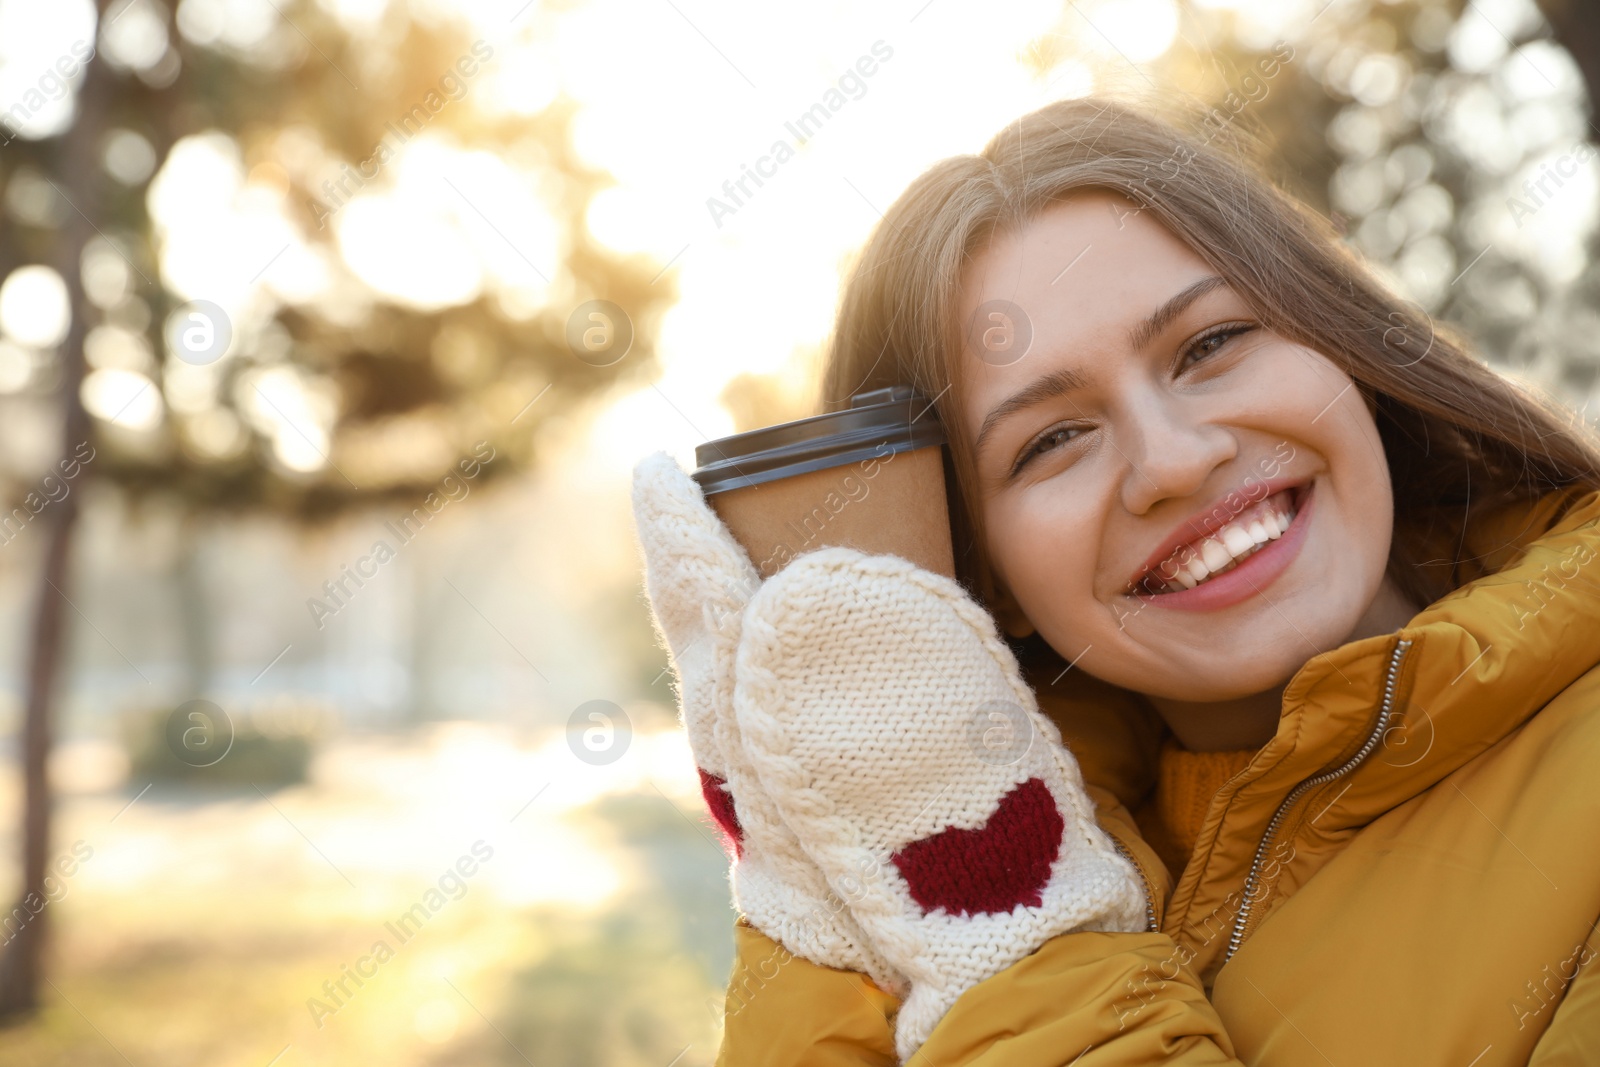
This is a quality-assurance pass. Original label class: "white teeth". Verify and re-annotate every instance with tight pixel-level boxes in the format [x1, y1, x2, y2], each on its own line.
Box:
[1137, 494, 1299, 594]
[1221, 526, 1255, 556]
[1199, 538, 1232, 572]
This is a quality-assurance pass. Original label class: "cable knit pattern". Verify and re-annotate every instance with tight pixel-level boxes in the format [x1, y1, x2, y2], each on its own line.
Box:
[630, 452, 900, 991]
[733, 547, 1149, 1062]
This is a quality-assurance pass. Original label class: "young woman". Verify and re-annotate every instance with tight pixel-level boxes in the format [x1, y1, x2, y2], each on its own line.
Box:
[632, 96, 1600, 1065]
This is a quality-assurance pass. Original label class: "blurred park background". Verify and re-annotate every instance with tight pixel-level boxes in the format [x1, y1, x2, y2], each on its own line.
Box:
[0, 0, 1598, 1063]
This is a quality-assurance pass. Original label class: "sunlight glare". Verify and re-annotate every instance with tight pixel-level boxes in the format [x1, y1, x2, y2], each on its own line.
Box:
[0, 0, 96, 139]
[0, 266, 70, 348]
[1072, 0, 1180, 65]
[82, 367, 164, 430]
[241, 364, 335, 472]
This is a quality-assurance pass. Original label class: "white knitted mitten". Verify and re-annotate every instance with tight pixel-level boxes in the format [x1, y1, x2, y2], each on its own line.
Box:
[630, 452, 902, 992]
[733, 547, 1150, 1062]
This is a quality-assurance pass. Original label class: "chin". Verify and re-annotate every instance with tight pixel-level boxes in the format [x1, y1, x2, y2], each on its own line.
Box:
[1139, 648, 1304, 703]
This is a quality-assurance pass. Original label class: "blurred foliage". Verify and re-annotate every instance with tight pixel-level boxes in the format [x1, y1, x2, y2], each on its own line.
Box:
[720, 366, 823, 430]
[1126, 0, 1600, 404]
[0, 0, 675, 520]
[120, 700, 327, 785]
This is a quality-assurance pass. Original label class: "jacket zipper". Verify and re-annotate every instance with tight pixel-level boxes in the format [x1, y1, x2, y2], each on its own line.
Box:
[1222, 636, 1413, 963]
[1106, 832, 1159, 932]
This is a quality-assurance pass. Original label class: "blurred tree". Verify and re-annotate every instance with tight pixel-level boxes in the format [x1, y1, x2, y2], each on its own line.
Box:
[1157, 0, 1600, 409]
[1534, 0, 1600, 106]
[0, 0, 672, 1015]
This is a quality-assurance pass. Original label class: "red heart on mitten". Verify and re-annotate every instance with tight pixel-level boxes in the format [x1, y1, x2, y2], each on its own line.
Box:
[890, 777, 1063, 916]
[698, 768, 745, 857]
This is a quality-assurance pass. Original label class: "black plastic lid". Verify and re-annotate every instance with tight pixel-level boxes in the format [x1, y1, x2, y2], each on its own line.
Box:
[691, 385, 946, 495]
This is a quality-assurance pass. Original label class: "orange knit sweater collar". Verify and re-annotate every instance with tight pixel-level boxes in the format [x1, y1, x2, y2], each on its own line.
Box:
[1131, 736, 1258, 881]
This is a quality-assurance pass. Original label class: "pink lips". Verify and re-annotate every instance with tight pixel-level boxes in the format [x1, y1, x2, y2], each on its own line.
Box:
[1129, 481, 1315, 612]
[1126, 475, 1310, 593]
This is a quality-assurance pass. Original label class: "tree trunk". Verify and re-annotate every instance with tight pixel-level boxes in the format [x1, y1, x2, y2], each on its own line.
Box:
[176, 513, 214, 699]
[0, 5, 109, 1017]
[0, 484, 79, 1017]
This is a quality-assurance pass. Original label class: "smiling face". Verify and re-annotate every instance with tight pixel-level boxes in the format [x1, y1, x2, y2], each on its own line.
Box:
[955, 191, 1401, 705]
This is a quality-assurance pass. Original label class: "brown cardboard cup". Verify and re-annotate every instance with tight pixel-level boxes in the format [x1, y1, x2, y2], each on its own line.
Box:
[691, 386, 955, 580]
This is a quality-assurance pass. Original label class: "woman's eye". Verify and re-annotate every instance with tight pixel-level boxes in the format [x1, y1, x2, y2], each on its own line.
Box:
[1181, 323, 1255, 369]
[1012, 425, 1082, 476]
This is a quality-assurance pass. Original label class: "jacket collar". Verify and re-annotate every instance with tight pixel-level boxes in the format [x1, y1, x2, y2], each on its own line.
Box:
[1266, 483, 1600, 836]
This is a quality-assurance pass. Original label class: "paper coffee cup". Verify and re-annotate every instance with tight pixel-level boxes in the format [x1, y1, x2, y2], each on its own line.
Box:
[691, 385, 955, 580]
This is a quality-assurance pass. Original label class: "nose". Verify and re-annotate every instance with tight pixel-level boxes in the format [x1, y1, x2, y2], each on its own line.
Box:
[1116, 389, 1236, 517]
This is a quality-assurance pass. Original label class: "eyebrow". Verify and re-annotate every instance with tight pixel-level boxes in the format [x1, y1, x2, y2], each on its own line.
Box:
[973, 274, 1230, 459]
[1127, 275, 1228, 351]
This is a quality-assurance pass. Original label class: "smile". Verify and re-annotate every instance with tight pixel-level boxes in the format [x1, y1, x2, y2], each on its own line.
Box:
[1139, 489, 1297, 593]
[1125, 481, 1315, 608]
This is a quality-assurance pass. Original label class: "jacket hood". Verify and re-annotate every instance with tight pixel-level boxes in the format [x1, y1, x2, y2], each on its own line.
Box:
[1026, 483, 1600, 976]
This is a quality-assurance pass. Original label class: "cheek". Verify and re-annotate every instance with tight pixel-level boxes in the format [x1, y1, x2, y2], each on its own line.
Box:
[1333, 413, 1395, 563]
[984, 492, 1103, 621]
[1272, 355, 1395, 581]
[1250, 347, 1391, 509]
[1233, 342, 1354, 425]
[1271, 344, 1391, 437]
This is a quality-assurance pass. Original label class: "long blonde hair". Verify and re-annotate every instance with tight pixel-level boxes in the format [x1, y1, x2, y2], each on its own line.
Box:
[818, 94, 1600, 620]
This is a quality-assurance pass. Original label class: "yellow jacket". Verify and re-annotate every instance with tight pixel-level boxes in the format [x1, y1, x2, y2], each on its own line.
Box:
[716, 485, 1600, 1065]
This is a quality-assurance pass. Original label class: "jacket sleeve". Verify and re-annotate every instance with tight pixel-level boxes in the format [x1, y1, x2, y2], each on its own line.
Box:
[717, 921, 1243, 1065]
[1527, 918, 1600, 1065]
[716, 918, 900, 1067]
[716, 785, 1245, 1066]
